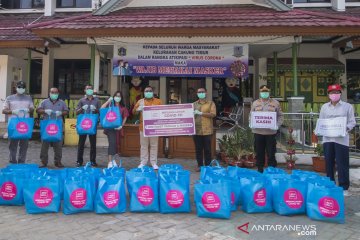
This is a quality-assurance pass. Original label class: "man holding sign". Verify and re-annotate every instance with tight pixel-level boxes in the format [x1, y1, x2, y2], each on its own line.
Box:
[318, 84, 356, 196]
[250, 85, 283, 173]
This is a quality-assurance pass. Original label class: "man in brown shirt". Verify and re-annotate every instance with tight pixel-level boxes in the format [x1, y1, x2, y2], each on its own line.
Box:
[250, 85, 283, 173]
[193, 87, 217, 171]
[133, 86, 162, 170]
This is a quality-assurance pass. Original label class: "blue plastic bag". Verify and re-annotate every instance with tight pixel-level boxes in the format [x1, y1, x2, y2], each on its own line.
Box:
[40, 117, 63, 142]
[307, 182, 345, 223]
[103, 161, 126, 179]
[100, 104, 122, 129]
[200, 160, 227, 180]
[23, 173, 61, 214]
[159, 169, 191, 213]
[272, 177, 307, 215]
[32, 168, 67, 200]
[264, 167, 286, 175]
[95, 174, 126, 214]
[241, 176, 273, 213]
[0, 169, 27, 205]
[63, 174, 95, 215]
[6, 163, 39, 170]
[159, 164, 183, 172]
[8, 112, 34, 140]
[126, 168, 159, 212]
[76, 112, 99, 135]
[67, 163, 102, 195]
[194, 180, 231, 219]
[227, 166, 260, 179]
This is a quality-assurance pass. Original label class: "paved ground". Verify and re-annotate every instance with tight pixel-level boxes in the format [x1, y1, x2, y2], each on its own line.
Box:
[0, 140, 359, 240]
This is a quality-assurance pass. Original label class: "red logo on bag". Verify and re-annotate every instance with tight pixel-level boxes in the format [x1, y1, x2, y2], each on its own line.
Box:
[318, 197, 340, 218]
[103, 190, 120, 208]
[137, 186, 154, 206]
[81, 118, 93, 130]
[105, 111, 117, 122]
[16, 122, 28, 133]
[34, 187, 53, 207]
[70, 188, 87, 208]
[254, 188, 266, 207]
[284, 189, 304, 209]
[0, 182, 17, 200]
[46, 123, 59, 135]
[166, 190, 184, 208]
[202, 192, 221, 212]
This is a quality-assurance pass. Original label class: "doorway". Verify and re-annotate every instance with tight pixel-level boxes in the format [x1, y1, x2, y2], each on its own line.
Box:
[166, 77, 205, 104]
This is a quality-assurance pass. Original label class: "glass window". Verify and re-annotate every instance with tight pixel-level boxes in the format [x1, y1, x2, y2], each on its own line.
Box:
[56, 0, 91, 8]
[0, 0, 44, 8]
[54, 59, 91, 95]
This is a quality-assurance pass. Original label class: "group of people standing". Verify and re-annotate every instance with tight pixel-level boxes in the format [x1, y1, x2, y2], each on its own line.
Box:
[2, 81, 355, 194]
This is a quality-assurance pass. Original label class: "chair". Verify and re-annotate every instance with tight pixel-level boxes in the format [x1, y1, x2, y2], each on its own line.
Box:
[217, 104, 244, 131]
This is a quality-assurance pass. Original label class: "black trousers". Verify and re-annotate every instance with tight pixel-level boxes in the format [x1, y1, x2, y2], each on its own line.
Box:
[77, 134, 97, 164]
[323, 142, 350, 190]
[254, 133, 277, 172]
[193, 135, 212, 167]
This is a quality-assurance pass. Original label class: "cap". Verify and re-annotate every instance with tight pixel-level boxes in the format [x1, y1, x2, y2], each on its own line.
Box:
[259, 85, 270, 92]
[16, 81, 26, 88]
[327, 84, 341, 93]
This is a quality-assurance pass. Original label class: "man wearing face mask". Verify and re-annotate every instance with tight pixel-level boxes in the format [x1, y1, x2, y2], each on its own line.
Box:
[75, 84, 101, 167]
[319, 84, 356, 196]
[193, 88, 217, 171]
[133, 86, 162, 170]
[250, 85, 283, 173]
[2, 81, 34, 163]
[36, 87, 69, 168]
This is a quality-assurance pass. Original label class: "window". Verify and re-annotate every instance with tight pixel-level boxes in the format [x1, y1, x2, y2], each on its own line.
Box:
[0, 0, 44, 9]
[56, 0, 91, 8]
[293, 0, 330, 3]
[54, 60, 91, 95]
[30, 59, 42, 94]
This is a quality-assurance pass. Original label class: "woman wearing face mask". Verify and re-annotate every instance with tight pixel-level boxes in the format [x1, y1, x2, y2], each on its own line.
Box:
[132, 85, 162, 170]
[319, 84, 356, 197]
[250, 85, 283, 173]
[101, 91, 129, 168]
[193, 88, 217, 171]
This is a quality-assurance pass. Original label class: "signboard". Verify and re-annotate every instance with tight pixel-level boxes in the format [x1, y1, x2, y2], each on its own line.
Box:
[250, 111, 277, 129]
[113, 43, 248, 78]
[143, 104, 195, 137]
[314, 117, 347, 137]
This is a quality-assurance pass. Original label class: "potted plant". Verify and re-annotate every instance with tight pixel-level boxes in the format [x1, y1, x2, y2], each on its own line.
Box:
[312, 143, 326, 172]
[285, 127, 297, 170]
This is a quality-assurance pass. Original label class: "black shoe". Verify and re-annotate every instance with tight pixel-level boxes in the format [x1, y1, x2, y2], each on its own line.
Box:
[90, 162, 98, 167]
[39, 163, 47, 168]
[76, 162, 83, 167]
[55, 162, 64, 168]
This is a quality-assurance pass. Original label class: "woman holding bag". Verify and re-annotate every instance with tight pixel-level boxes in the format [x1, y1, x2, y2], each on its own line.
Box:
[101, 91, 129, 168]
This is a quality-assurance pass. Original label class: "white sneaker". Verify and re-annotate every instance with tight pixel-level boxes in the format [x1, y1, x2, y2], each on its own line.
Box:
[138, 163, 145, 168]
[107, 161, 118, 168]
[152, 164, 159, 170]
[344, 190, 351, 197]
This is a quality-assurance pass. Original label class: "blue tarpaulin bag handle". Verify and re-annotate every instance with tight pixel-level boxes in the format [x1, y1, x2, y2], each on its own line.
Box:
[200, 159, 227, 180]
[76, 109, 99, 135]
[40, 113, 63, 142]
[8, 110, 34, 140]
[100, 101, 122, 129]
[23, 174, 61, 214]
[159, 169, 191, 213]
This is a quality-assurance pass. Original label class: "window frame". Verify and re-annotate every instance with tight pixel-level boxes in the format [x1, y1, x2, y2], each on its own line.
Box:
[56, 0, 92, 8]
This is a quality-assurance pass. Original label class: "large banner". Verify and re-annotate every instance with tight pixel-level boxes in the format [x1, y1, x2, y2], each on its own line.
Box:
[314, 117, 347, 137]
[113, 43, 248, 78]
[143, 104, 195, 137]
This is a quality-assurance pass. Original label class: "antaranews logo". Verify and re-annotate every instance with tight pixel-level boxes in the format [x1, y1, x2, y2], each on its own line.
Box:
[237, 223, 317, 236]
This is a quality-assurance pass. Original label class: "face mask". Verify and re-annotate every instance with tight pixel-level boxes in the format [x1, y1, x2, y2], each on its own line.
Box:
[197, 93, 206, 99]
[114, 96, 121, 103]
[85, 89, 94, 96]
[144, 92, 153, 99]
[16, 88, 25, 94]
[50, 94, 58, 101]
[329, 93, 341, 102]
[260, 92, 270, 99]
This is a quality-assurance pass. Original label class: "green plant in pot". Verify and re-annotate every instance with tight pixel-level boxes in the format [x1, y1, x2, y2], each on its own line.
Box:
[312, 143, 326, 173]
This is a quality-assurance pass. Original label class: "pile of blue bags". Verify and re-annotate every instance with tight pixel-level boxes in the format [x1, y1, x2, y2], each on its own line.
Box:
[0, 161, 345, 224]
[194, 160, 345, 223]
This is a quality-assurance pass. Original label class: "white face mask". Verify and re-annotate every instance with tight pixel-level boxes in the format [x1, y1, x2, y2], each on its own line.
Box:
[16, 88, 25, 94]
[114, 96, 121, 103]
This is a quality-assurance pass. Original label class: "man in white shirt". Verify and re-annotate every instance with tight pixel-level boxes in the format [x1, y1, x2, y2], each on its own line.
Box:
[319, 84, 356, 196]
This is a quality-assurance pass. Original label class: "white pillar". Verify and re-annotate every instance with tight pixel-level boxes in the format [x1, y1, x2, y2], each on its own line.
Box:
[41, 49, 54, 97]
[332, 0, 345, 11]
[206, 77, 212, 100]
[0, 56, 9, 122]
[94, 51, 100, 92]
[45, 0, 56, 17]
[160, 76, 166, 103]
